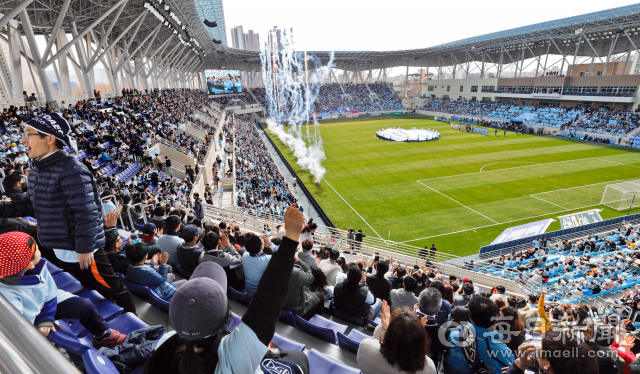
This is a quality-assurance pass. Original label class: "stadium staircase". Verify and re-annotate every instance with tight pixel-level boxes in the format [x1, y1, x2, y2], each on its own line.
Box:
[246, 88, 261, 105]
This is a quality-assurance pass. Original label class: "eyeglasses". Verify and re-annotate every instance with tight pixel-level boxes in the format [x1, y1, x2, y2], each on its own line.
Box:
[22, 132, 44, 139]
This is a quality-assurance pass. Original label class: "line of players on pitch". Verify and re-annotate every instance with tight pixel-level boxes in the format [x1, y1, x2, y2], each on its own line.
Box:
[451, 123, 489, 135]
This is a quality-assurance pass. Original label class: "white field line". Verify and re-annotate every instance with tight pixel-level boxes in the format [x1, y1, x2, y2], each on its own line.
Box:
[594, 158, 640, 170]
[529, 194, 568, 210]
[480, 162, 536, 172]
[416, 180, 498, 224]
[322, 178, 383, 239]
[531, 179, 632, 195]
[417, 157, 604, 184]
[404, 173, 640, 243]
[399, 203, 602, 243]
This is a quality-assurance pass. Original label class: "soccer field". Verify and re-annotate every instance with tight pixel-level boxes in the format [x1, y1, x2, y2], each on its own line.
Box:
[264, 115, 640, 257]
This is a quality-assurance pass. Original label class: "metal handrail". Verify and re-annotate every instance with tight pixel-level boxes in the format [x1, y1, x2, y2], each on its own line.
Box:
[0, 293, 81, 374]
[101, 194, 125, 228]
[204, 203, 521, 290]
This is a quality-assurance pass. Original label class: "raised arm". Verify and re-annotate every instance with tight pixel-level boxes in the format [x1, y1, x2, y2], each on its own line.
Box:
[241, 206, 304, 345]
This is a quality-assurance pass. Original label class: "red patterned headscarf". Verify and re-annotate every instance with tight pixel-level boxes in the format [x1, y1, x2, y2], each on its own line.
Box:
[0, 232, 36, 278]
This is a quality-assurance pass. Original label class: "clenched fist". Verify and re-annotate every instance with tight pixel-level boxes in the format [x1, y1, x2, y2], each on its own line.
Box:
[283, 206, 305, 242]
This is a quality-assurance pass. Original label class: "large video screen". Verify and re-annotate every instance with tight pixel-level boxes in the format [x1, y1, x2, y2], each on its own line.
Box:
[205, 69, 242, 95]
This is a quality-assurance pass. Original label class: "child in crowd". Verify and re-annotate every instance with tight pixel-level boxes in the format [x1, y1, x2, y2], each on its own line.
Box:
[0, 231, 126, 347]
[125, 241, 187, 300]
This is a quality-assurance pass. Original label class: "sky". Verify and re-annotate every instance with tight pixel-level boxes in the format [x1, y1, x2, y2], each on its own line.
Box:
[223, 0, 640, 52]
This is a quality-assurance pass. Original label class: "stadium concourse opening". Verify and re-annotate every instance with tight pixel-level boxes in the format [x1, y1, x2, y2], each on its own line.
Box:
[7, 1, 640, 374]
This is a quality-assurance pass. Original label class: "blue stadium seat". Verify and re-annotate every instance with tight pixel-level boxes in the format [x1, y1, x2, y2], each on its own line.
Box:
[365, 317, 380, 330]
[175, 263, 192, 279]
[53, 272, 87, 295]
[227, 286, 253, 306]
[78, 290, 124, 321]
[118, 272, 171, 311]
[294, 314, 348, 345]
[82, 349, 120, 374]
[225, 311, 242, 332]
[64, 312, 150, 347]
[46, 261, 63, 276]
[337, 329, 370, 353]
[279, 310, 298, 328]
[307, 349, 361, 374]
[48, 319, 93, 356]
[331, 306, 366, 327]
[271, 332, 306, 351]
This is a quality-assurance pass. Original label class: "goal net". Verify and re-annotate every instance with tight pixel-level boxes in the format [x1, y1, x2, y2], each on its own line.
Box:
[601, 180, 640, 211]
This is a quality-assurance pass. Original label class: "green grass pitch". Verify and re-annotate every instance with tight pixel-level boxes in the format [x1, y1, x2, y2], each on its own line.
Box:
[264, 114, 640, 257]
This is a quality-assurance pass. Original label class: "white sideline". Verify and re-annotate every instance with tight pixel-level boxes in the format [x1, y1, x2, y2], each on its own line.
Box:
[416, 180, 499, 224]
[322, 178, 383, 239]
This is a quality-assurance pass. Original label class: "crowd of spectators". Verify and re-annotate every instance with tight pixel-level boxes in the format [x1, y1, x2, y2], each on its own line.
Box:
[233, 114, 298, 217]
[570, 110, 640, 135]
[493, 222, 640, 301]
[8, 85, 640, 374]
[249, 83, 404, 113]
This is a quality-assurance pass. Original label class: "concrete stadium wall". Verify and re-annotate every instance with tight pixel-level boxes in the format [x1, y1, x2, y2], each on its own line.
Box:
[420, 78, 499, 102]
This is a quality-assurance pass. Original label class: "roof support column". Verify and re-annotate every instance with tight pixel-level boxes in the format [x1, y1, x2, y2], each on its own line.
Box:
[19, 7, 55, 102]
[419, 65, 423, 97]
[404, 65, 408, 98]
[571, 36, 585, 77]
[42, 0, 128, 69]
[542, 42, 551, 74]
[7, 20, 21, 98]
[497, 49, 504, 78]
[40, 0, 69, 67]
[623, 30, 640, 75]
[603, 33, 619, 76]
[54, 30, 71, 97]
[70, 22, 93, 96]
[13, 22, 41, 101]
[622, 50, 632, 75]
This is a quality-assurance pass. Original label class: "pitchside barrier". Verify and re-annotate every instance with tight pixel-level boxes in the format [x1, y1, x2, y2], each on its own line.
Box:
[479, 213, 640, 259]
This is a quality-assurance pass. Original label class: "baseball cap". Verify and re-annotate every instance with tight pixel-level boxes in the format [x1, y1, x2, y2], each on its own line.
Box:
[183, 224, 203, 241]
[451, 306, 470, 322]
[169, 262, 228, 340]
[142, 222, 157, 241]
[462, 277, 470, 283]
[0, 232, 36, 278]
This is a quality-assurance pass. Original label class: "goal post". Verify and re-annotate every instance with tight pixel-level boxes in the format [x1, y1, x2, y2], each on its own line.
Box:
[601, 181, 640, 211]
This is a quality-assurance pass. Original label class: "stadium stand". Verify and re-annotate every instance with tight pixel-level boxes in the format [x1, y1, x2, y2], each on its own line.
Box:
[9, 1, 640, 372]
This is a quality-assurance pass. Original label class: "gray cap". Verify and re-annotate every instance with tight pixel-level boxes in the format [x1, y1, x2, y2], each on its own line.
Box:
[169, 262, 228, 340]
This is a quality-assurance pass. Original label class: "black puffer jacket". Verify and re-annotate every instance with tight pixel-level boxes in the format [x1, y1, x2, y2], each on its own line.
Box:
[0, 150, 105, 253]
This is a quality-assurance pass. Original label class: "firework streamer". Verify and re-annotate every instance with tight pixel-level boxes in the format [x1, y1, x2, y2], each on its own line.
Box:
[260, 27, 334, 184]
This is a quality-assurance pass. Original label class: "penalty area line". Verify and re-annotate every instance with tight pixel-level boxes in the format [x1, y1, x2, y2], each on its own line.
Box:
[416, 180, 498, 224]
[322, 178, 383, 239]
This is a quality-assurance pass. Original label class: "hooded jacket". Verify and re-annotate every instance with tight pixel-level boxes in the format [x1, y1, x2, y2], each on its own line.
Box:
[0, 150, 105, 253]
[0, 258, 75, 328]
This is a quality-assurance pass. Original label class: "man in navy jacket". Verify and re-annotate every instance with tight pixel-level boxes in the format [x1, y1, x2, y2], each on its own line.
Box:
[0, 113, 136, 313]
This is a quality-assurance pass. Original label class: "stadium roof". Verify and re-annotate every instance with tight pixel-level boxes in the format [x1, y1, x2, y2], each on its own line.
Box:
[215, 3, 640, 72]
[4, 0, 640, 84]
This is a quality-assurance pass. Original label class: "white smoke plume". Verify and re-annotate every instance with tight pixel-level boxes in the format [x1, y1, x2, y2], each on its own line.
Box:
[260, 27, 334, 184]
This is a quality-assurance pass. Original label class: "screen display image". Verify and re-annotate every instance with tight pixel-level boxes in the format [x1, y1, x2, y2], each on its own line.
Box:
[205, 69, 242, 94]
